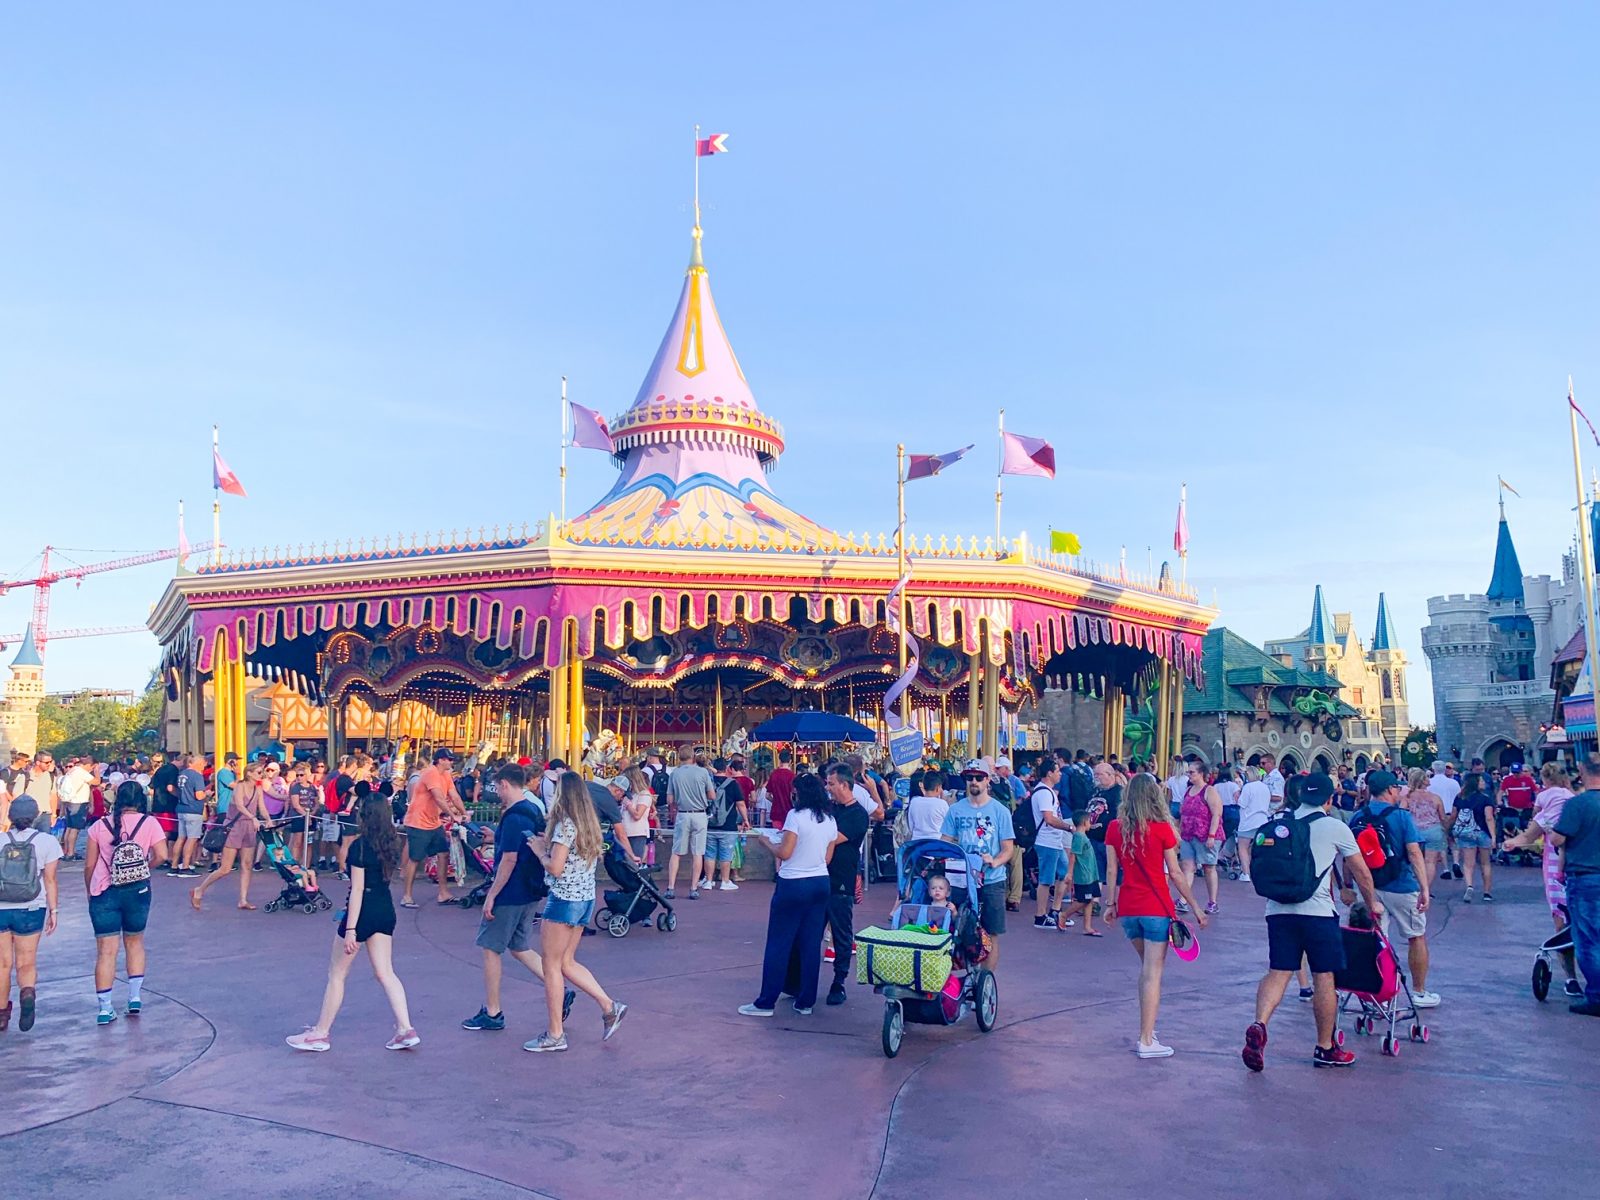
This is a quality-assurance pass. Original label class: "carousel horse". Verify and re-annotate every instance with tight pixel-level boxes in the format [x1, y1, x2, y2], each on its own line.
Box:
[721, 727, 750, 760]
[582, 728, 627, 775]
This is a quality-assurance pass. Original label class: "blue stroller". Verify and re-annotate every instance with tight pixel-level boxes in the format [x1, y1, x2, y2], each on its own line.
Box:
[856, 837, 999, 1057]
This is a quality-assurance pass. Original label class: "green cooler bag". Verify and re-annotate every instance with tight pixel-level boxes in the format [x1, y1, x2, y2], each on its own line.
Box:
[855, 924, 954, 992]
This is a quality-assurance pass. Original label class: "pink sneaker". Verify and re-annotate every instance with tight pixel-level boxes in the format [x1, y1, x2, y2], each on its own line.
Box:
[385, 1028, 421, 1051]
[286, 1029, 330, 1053]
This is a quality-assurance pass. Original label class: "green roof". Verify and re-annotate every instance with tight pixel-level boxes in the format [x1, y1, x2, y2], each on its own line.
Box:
[1184, 627, 1357, 717]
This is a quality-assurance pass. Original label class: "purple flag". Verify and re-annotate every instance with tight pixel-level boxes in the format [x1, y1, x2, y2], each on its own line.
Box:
[569, 401, 615, 452]
[906, 444, 973, 481]
[1000, 431, 1055, 479]
[1174, 485, 1189, 556]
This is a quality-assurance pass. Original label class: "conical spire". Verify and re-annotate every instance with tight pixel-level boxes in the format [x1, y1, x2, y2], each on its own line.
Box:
[1307, 585, 1331, 645]
[1486, 512, 1525, 602]
[1372, 593, 1395, 651]
[10, 623, 42, 668]
[571, 222, 834, 549]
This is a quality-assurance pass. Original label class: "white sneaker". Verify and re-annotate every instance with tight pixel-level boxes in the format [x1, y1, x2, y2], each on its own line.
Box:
[1237, 873, 1251, 883]
[737, 1004, 775, 1018]
[698, 879, 714, 891]
[719, 881, 739, 891]
[1136, 1038, 1175, 1058]
[1412, 990, 1442, 1009]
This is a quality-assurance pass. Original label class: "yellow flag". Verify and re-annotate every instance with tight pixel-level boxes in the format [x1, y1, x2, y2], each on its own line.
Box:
[1050, 530, 1082, 555]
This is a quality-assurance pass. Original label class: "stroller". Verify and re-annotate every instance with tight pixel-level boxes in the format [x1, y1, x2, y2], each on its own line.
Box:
[1333, 920, 1429, 1056]
[427, 823, 497, 907]
[867, 820, 898, 884]
[1531, 906, 1575, 1001]
[858, 837, 998, 1058]
[258, 820, 334, 914]
[594, 830, 677, 937]
[1496, 811, 1539, 868]
[1218, 804, 1244, 880]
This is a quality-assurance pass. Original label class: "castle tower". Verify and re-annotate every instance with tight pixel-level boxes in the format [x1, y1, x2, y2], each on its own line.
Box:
[569, 221, 836, 549]
[1369, 592, 1410, 753]
[1485, 501, 1537, 684]
[1302, 585, 1334, 675]
[0, 624, 45, 757]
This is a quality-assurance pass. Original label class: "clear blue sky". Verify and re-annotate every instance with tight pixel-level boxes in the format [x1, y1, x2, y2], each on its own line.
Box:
[4, 5, 1599, 724]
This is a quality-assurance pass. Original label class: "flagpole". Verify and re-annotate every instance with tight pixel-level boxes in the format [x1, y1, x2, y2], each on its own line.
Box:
[559, 376, 569, 535]
[995, 408, 1005, 550]
[177, 500, 187, 576]
[1569, 377, 1600, 713]
[693, 123, 701, 229]
[1179, 482, 1188, 586]
[897, 444, 909, 729]
[212, 424, 222, 567]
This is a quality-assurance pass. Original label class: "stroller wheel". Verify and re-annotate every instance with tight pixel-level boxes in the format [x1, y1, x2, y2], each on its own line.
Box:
[882, 1001, 904, 1058]
[974, 968, 999, 1032]
[593, 908, 611, 930]
[1381, 1034, 1399, 1057]
[318, 896, 332, 910]
[658, 911, 678, 933]
[607, 912, 631, 938]
[303, 903, 316, 913]
[1334, 1028, 1345, 1047]
[1410, 1023, 1429, 1042]
[460, 897, 474, 909]
[264, 900, 278, 913]
[1532, 957, 1552, 1002]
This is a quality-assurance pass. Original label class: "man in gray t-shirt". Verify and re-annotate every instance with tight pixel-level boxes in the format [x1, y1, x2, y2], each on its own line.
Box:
[664, 752, 716, 899]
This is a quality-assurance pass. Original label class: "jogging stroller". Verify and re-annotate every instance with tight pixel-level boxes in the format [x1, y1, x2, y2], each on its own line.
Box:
[1531, 906, 1576, 1001]
[258, 820, 333, 914]
[857, 837, 998, 1058]
[1333, 922, 1428, 1055]
[594, 830, 676, 937]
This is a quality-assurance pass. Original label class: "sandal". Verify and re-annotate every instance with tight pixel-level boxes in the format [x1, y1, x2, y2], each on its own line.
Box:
[237, 902, 257, 911]
[190, 888, 203, 911]
[400, 900, 420, 909]
[1082, 930, 1104, 937]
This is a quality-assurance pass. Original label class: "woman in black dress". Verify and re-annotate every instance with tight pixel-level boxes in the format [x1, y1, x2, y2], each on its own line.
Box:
[286, 785, 418, 1052]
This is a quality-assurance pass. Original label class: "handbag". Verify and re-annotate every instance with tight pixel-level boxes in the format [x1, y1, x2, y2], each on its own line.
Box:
[200, 812, 242, 855]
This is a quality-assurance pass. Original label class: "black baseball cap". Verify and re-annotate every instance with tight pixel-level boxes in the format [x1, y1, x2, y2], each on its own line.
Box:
[1301, 772, 1335, 803]
[433, 748, 457, 762]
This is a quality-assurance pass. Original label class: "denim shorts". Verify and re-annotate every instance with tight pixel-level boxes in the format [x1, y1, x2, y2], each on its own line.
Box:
[1180, 837, 1218, 866]
[704, 830, 739, 863]
[89, 884, 152, 937]
[1120, 915, 1170, 942]
[1417, 827, 1446, 853]
[1035, 844, 1071, 885]
[0, 907, 46, 935]
[1455, 827, 1492, 850]
[543, 896, 595, 927]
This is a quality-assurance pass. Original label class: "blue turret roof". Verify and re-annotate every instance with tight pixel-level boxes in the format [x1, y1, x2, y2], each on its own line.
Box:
[1486, 515, 1525, 603]
[1307, 584, 1332, 645]
[1372, 593, 1395, 651]
[10, 623, 42, 669]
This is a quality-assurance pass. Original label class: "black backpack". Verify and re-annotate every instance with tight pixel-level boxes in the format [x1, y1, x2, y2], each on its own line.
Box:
[1349, 804, 1406, 890]
[708, 778, 739, 828]
[1250, 810, 1329, 904]
[1065, 764, 1092, 810]
[1012, 786, 1047, 851]
[650, 766, 670, 806]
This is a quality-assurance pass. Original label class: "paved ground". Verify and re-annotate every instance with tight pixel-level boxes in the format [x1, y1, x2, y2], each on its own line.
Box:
[3, 856, 1596, 1198]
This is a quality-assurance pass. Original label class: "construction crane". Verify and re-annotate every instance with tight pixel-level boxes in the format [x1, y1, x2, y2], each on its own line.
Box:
[0, 542, 216, 657]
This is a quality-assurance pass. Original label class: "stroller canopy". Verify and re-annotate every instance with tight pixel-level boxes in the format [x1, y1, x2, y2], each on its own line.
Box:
[896, 837, 982, 910]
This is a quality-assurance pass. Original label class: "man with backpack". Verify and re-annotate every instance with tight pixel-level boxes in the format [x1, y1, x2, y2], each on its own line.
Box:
[1242, 772, 1384, 1071]
[1026, 759, 1076, 929]
[699, 758, 750, 892]
[1349, 770, 1439, 1009]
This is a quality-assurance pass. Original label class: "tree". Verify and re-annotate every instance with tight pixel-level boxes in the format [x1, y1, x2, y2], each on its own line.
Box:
[1400, 725, 1438, 770]
[34, 683, 166, 758]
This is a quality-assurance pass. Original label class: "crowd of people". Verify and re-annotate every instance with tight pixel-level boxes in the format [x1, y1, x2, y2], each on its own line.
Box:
[0, 738, 1595, 1071]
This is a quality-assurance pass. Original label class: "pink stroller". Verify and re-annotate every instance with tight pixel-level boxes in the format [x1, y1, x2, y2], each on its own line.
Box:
[1333, 923, 1430, 1057]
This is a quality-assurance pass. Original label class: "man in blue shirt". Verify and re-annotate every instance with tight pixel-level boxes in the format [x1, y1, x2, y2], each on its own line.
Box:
[213, 753, 238, 816]
[461, 763, 573, 1033]
[1552, 755, 1600, 1015]
[1349, 771, 1439, 1008]
[941, 761, 1016, 972]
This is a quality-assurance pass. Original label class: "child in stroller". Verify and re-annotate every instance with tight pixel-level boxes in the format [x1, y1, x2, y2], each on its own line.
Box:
[259, 820, 334, 914]
[1530, 905, 1580, 1002]
[594, 829, 677, 937]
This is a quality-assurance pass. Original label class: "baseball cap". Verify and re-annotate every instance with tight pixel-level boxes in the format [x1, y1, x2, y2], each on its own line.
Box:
[994, 755, 1012, 770]
[961, 758, 990, 779]
[433, 748, 457, 762]
[595, 774, 625, 791]
[1301, 772, 1335, 803]
[1366, 769, 1400, 797]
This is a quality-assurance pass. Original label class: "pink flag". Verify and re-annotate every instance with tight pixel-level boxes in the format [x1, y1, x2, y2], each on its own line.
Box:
[1174, 486, 1190, 556]
[1573, 380, 1600, 446]
[906, 444, 973, 481]
[177, 503, 191, 560]
[1000, 431, 1055, 479]
[213, 448, 247, 497]
[569, 401, 615, 452]
[696, 133, 729, 156]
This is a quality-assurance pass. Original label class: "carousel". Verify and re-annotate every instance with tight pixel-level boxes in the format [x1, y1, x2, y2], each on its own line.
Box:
[149, 213, 1215, 773]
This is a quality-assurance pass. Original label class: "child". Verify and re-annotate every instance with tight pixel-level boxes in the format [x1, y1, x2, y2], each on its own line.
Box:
[1057, 811, 1103, 935]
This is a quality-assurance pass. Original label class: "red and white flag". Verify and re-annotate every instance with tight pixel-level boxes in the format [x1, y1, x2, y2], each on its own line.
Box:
[569, 401, 615, 453]
[1000, 431, 1055, 479]
[696, 133, 729, 156]
[213, 448, 247, 497]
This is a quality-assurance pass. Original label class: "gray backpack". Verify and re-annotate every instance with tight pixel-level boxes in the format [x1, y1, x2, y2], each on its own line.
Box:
[0, 830, 41, 904]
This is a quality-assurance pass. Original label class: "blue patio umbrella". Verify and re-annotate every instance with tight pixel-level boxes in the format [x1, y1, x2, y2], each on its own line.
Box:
[749, 711, 880, 745]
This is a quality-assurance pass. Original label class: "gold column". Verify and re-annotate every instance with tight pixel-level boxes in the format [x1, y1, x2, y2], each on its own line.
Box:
[1154, 662, 1171, 765]
[981, 650, 1001, 760]
[966, 652, 982, 758]
[233, 662, 248, 756]
[549, 640, 569, 764]
[569, 652, 585, 767]
[1103, 682, 1121, 761]
[1171, 661, 1186, 759]
[213, 651, 232, 764]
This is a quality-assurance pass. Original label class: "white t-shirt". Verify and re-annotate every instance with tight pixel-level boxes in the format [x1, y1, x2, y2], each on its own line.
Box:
[1237, 780, 1273, 832]
[906, 795, 950, 841]
[1262, 806, 1359, 919]
[1031, 785, 1066, 851]
[618, 792, 652, 839]
[853, 783, 880, 820]
[1165, 774, 1187, 808]
[59, 765, 94, 808]
[0, 829, 62, 910]
[1428, 774, 1461, 814]
[1266, 770, 1286, 800]
[777, 810, 839, 880]
[1214, 779, 1240, 809]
